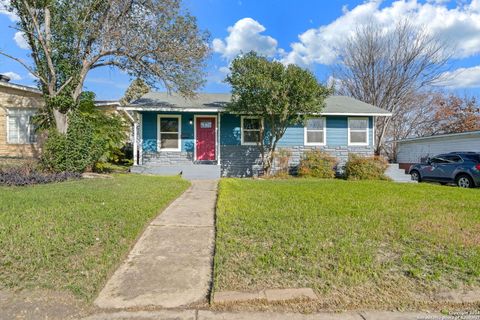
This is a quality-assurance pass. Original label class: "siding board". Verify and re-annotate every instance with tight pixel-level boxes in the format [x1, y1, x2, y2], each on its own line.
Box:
[397, 134, 480, 164]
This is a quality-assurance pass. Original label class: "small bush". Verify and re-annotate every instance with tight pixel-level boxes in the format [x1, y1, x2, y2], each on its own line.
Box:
[0, 164, 81, 186]
[41, 113, 103, 173]
[344, 154, 388, 180]
[298, 150, 337, 178]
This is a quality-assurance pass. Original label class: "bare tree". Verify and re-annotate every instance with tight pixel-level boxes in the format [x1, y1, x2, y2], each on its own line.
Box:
[334, 20, 450, 154]
[1, 0, 209, 133]
[384, 91, 438, 161]
[385, 91, 480, 161]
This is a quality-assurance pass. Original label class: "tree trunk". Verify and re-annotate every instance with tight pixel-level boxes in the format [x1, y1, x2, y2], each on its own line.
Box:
[263, 149, 275, 176]
[53, 109, 68, 134]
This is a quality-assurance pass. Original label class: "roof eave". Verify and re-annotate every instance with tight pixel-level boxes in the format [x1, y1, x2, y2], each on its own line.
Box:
[119, 106, 224, 112]
[397, 130, 480, 143]
[320, 112, 392, 116]
[119, 107, 392, 116]
[0, 81, 42, 94]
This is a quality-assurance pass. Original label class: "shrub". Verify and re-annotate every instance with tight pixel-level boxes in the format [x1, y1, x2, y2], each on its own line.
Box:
[41, 112, 104, 173]
[40, 92, 128, 173]
[344, 154, 388, 180]
[0, 164, 81, 186]
[298, 150, 338, 178]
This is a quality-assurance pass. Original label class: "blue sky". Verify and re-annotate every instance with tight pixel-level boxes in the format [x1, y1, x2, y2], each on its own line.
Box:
[1, 0, 480, 100]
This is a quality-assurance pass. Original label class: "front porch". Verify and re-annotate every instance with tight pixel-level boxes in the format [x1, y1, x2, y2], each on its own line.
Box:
[131, 163, 221, 180]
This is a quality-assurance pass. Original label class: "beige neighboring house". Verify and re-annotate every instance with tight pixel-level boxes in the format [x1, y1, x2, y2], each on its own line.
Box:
[0, 74, 121, 159]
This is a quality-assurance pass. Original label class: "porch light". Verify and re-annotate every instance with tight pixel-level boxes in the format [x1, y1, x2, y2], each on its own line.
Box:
[189, 118, 193, 125]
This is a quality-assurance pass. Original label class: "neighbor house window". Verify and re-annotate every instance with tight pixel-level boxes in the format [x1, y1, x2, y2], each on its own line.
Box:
[304, 117, 326, 145]
[348, 117, 369, 145]
[7, 109, 36, 144]
[241, 116, 262, 145]
[158, 115, 181, 151]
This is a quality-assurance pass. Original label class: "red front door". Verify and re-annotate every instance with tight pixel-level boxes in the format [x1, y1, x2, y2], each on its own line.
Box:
[196, 117, 216, 161]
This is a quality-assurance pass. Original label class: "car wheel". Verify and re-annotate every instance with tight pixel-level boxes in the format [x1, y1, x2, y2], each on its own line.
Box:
[410, 170, 421, 182]
[456, 174, 474, 188]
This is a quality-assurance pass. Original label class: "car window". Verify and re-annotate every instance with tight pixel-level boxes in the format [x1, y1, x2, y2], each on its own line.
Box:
[461, 154, 480, 162]
[430, 157, 448, 164]
[444, 155, 462, 163]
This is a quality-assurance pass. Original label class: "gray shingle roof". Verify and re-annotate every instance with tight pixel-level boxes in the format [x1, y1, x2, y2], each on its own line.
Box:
[322, 96, 391, 115]
[125, 92, 230, 111]
[121, 92, 391, 116]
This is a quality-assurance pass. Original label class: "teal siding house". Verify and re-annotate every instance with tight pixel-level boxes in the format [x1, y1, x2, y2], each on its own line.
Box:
[120, 93, 391, 177]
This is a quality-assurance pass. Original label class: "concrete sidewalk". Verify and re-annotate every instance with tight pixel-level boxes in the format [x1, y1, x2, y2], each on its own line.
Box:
[95, 180, 217, 309]
[82, 310, 463, 320]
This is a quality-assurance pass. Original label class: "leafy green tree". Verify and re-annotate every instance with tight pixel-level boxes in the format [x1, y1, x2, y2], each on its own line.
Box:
[1, 0, 209, 133]
[226, 52, 331, 175]
[120, 78, 151, 105]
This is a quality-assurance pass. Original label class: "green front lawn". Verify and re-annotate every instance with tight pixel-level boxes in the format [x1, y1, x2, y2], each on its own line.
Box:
[215, 179, 480, 309]
[0, 174, 189, 300]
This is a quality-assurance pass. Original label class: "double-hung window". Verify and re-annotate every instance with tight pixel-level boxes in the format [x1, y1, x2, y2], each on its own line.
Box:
[348, 117, 369, 146]
[241, 116, 262, 145]
[304, 117, 326, 145]
[7, 108, 36, 144]
[158, 115, 181, 151]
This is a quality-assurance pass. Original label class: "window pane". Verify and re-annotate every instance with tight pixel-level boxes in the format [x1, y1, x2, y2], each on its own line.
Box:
[8, 117, 19, 143]
[244, 131, 260, 143]
[350, 119, 368, 130]
[160, 133, 179, 149]
[200, 120, 212, 128]
[350, 131, 367, 143]
[28, 118, 37, 143]
[160, 118, 179, 133]
[306, 118, 324, 130]
[243, 118, 260, 130]
[18, 115, 29, 143]
[430, 157, 447, 164]
[307, 131, 324, 143]
[444, 155, 461, 163]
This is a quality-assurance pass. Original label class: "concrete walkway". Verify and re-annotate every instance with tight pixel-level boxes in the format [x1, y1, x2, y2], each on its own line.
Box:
[95, 180, 217, 309]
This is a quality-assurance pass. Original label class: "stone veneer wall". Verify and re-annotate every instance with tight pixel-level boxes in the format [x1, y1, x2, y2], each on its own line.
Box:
[143, 151, 193, 165]
[221, 145, 374, 177]
[142, 145, 375, 177]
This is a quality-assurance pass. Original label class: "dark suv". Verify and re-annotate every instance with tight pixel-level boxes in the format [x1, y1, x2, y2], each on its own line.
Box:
[409, 152, 480, 188]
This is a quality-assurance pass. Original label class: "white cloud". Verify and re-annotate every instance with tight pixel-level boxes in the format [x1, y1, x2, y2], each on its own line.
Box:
[2, 71, 22, 81]
[0, 0, 17, 21]
[13, 31, 29, 49]
[212, 18, 279, 60]
[282, 0, 480, 66]
[437, 65, 480, 88]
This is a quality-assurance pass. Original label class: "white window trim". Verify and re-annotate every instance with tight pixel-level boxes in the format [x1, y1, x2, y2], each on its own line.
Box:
[348, 117, 369, 146]
[157, 114, 182, 152]
[6, 108, 37, 145]
[241, 116, 263, 146]
[304, 117, 326, 146]
[193, 114, 218, 161]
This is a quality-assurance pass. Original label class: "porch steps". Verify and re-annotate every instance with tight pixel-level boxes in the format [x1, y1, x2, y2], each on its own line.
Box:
[385, 163, 417, 183]
[131, 164, 221, 180]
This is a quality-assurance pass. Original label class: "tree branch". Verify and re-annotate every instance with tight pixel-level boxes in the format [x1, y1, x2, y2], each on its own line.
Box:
[0, 51, 47, 85]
